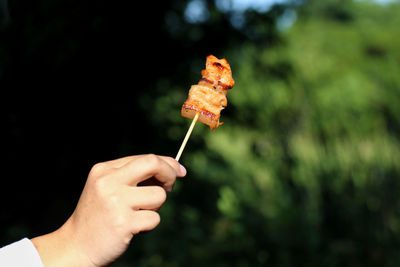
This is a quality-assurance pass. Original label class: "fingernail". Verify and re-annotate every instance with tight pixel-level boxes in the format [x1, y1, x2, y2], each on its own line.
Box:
[179, 164, 187, 176]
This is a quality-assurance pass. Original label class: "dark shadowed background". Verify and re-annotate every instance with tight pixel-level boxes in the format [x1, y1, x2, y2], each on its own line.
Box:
[1, 0, 400, 266]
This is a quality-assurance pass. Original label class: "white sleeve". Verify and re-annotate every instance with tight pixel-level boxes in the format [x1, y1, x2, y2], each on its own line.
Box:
[0, 238, 44, 267]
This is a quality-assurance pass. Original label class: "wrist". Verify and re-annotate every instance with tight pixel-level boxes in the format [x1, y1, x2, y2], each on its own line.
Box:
[32, 219, 97, 267]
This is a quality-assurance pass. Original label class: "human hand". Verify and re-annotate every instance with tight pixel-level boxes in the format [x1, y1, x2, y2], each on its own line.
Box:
[32, 154, 186, 267]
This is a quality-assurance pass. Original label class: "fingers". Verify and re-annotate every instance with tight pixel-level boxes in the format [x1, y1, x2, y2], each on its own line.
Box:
[88, 154, 186, 237]
[92, 154, 186, 193]
[98, 155, 186, 177]
[122, 186, 167, 210]
[111, 154, 184, 191]
[101, 155, 141, 169]
[130, 210, 161, 235]
[159, 156, 187, 178]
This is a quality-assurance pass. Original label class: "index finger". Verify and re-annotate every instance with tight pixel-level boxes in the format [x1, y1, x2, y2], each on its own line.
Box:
[99, 155, 186, 177]
[110, 154, 182, 191]
[158, 156, 187, 178]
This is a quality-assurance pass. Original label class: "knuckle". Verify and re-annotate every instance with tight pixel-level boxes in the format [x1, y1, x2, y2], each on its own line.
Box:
[133, 211, 161, 234]
[153, 187, 167, 204]
[115, 213, 127, 227]
[147, 211, 161, 226]
[93, 176, 117, 202]
[90, 162, 107, 177]
[112, 213, 128, 233]
[144, 154, 160, 167]
[93, 176, 108, 194]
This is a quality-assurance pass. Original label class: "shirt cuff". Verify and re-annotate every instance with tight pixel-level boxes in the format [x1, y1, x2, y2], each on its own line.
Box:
[0, 238, 44, 267]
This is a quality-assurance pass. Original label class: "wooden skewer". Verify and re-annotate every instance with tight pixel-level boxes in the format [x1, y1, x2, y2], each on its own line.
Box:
[175, 112, 199, 161]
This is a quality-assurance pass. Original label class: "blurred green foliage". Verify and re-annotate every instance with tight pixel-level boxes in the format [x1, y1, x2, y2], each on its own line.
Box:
[121, 0, 400, 266]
